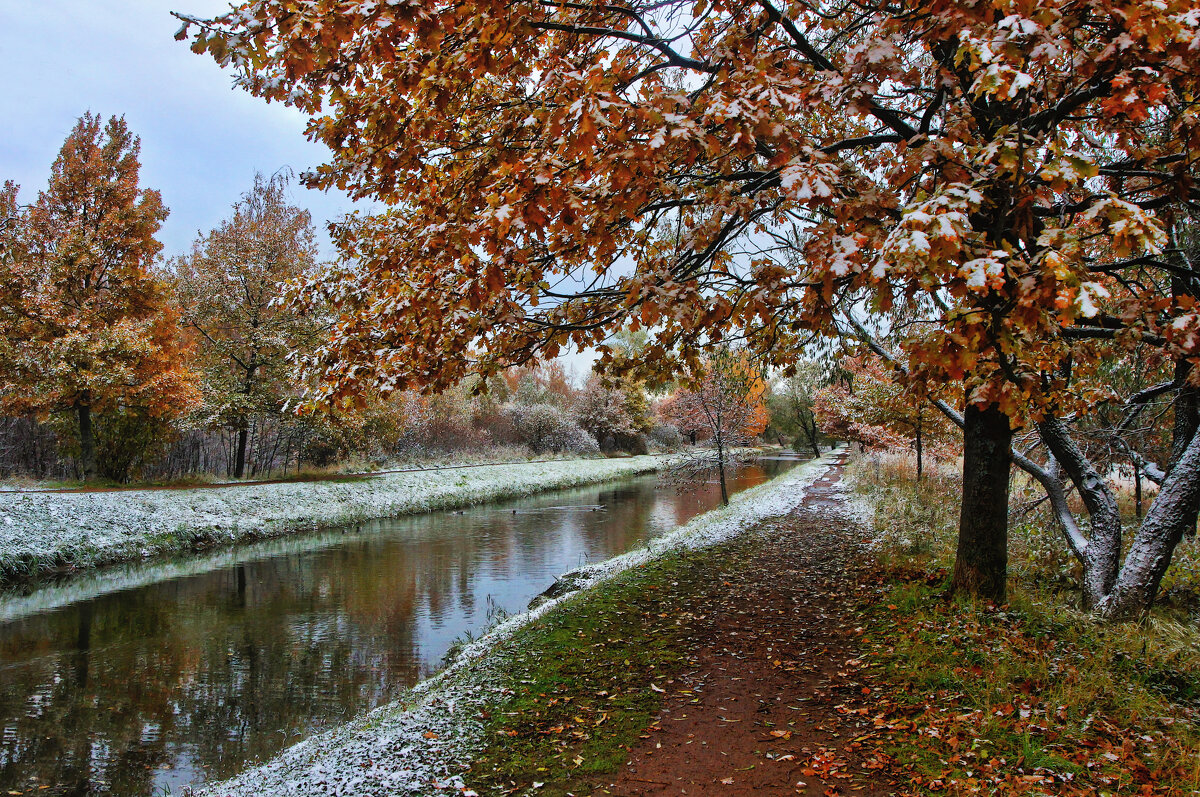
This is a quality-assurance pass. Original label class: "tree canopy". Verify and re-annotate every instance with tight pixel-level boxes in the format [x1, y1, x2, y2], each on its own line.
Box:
[0, 114, 198, 479]
[180, 0, 1199, 400]
[179, 0, 1200, 615]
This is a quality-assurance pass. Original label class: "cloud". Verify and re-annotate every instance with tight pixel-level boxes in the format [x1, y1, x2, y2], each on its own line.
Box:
[1, 0, 359, 258]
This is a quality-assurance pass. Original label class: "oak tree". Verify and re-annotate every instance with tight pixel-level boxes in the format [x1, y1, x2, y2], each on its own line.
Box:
[181, 0, 1200, 610]
[0, 114, 198, 480]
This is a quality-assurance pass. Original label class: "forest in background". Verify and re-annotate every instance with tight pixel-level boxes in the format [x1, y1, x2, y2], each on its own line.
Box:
[0, 115, 844, 484]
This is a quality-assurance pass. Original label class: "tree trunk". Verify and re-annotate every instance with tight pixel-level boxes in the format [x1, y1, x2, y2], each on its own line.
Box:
[233, 422, 249, 479]
[716, 443, 729, 506]
[235, 370, 257, 480]
[1037, 416, 1123, 609]
[1133, 456, 1143, 519]
[1169, 361, 1198, 538]
[915, 407, 924, 482]
[76, 402, 96, 481]
[950, 402, 1012, 604]
[1096, 426, 1200, 620]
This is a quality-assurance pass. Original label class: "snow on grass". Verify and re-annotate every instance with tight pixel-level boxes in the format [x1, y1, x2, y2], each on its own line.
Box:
[189, 451, 838, 797]
[0, 456, 669, 584]
[829, 469, 877, 529]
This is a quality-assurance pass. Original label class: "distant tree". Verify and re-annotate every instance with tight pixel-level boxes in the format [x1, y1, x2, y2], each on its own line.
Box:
[173, 172, 322, 478]
[662, 349, 768, 505]
[502, 361, 578, 408]
[600, 327, 676, 393]
[814, 355, 958, 480]
[0, 114, 198, 480]
[574, 375, 652, 453]
[767, 362, 827, 457]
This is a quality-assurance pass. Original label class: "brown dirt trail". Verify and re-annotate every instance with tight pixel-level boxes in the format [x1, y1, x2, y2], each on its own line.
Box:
[592, 457, 899, 796]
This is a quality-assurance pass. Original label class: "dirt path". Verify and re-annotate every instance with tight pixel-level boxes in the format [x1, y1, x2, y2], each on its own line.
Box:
[592, 457, 899, 796]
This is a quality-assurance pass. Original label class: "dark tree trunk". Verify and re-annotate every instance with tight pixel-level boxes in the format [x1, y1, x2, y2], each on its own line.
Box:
[805, 414, 820, 457]
[76, 402, 96, 481]
[951, 402, 1012, 604]
[1133, 457, 1143, 519]
[1169, 360, 1198, 538]
[716, 443, 729, 506]
[234, 422, 249, 479]
[915, 407, 924, 482]
[235, 370, 257, 479]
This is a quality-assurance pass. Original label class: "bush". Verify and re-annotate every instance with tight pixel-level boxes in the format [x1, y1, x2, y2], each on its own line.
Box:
[506, 403, 599, 455]
[646, 424, 686, 452]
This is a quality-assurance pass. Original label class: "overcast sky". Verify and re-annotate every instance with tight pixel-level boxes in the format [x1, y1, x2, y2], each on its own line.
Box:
[1, 0, 358, 259]
[1, 1, 599, 375]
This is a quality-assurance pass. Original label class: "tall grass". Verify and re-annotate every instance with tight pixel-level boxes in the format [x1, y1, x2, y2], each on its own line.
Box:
[850, 449, 1200, 613]
[848, 450, 1200, 794]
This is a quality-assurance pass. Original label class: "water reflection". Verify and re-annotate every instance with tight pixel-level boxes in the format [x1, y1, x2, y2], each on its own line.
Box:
[0, 458, 800, 795]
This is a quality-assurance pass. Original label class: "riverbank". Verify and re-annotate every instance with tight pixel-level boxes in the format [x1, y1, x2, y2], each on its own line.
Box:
[0, 454, 672, 585]
[187, 451, 838, 796]
[187, 449, 1200, 797]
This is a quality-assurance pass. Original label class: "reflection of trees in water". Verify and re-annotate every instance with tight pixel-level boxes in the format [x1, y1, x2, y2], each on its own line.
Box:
[0, 551, 426, 792]
[0, 459, 799, 795]
[0, 590, 187, 794]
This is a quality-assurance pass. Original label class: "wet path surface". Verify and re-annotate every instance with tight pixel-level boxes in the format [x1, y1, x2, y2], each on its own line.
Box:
[0, 457, 803, 795]
[598, 456, 897, 796]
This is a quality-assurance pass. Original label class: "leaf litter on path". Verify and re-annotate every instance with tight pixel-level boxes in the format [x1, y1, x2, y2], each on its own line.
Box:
[595, 458, 900, 796]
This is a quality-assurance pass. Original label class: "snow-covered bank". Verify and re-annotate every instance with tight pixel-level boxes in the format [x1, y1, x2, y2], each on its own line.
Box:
[189, 451, 838, 797]
[0, 455, 670, 584]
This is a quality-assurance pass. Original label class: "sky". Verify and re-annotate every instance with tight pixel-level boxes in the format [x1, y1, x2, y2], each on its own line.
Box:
[0, 0, 359, 259]
[1, 1, 597, 375]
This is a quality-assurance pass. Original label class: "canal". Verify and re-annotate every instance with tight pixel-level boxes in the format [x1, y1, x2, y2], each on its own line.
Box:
[0, 456, 804, 795]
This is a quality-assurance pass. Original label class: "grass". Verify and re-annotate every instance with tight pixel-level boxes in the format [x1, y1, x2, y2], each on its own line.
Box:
[850, 451, 1200, 795]
[464, 545, 727, 795]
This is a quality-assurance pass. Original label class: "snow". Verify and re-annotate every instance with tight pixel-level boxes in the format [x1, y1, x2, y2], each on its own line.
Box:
[825, 471, 876, 530]
[187, 452, 838, 797]
[0, 456, 670, 583]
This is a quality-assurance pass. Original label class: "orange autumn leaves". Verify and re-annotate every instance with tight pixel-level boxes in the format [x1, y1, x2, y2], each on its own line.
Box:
[0, 114, 198, 476]
[176, 0, 1200, 428]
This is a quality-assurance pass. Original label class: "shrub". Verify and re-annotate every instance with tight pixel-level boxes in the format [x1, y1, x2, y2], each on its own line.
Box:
[506, 403, 599, 455]
[646, 424, 686, 452]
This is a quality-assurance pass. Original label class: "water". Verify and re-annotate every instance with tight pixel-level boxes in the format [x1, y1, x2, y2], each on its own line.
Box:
[0, 456, 803, 795]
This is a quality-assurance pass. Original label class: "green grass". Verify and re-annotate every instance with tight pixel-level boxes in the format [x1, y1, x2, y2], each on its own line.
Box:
[465, 546, 731, 796]
[850, 453, 1200, 795]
